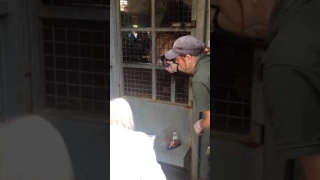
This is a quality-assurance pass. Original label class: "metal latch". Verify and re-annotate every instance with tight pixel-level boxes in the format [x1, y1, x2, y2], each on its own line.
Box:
[0, 0, 8, 17]
[171, 20, 196, 28]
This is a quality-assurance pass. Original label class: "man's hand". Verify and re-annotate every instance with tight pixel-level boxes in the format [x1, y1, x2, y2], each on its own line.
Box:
[194, 120, 204, 136]
[166, 61, 178, 73]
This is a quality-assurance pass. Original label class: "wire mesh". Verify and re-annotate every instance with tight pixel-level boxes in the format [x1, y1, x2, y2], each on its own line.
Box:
[42, 0, 109, 8]
[122, 31, 152, 64]
[156, 70, 171, 102]
[123, 68, 152, 99]
[43, 19, 109, 114]
[120, 0, 151, 28]
[155, 0, 192, 27]
[175, 73, 189, 104]
[156, 32, 190, 65]
[212, 45, 253, 135]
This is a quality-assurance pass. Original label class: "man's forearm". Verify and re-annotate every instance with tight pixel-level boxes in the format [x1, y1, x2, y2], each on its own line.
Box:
[199, 118, 210, 129]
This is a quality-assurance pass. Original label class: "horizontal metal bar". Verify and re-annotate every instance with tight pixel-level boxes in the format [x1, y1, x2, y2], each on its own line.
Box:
[43, 26, 107, 33]
[122, 96, 191, 108]
[215, 85, 251, 91]
[44, 40, 106, 47]
[213, 113, 250, 120]
[44, 68, 107, 75]
[122, 63, 153, 69]
[44, 54, 107, 61]
[44, 81, 107, 88]
[213, 99, 251, 105]
[121, 28, 152, 32]
[122, 63, 170, 70]
[121, 28, 192, 32]
[46, 95, 107, 103]
[38, 6, 109, 21]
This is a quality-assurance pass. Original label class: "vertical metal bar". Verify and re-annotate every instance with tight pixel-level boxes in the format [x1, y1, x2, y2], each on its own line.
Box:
[88, 31, 94, 112]
[115, 0, 124, 97]
[65, 24, 70, 110]
[171, 75, 175, 103]
[77, 30, 82, 109]
[0, 22, 4, 119]
[226, 87, 230, 131]
[52, 24, 57, 109]
[151, 0, 156, 100]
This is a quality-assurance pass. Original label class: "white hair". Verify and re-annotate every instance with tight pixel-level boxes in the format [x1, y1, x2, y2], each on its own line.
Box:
[0, 115, 73, 180]
[110, 98, 135, 130]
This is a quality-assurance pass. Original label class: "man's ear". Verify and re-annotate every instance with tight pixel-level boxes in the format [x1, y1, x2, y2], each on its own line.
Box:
[186, 54, 192, 61]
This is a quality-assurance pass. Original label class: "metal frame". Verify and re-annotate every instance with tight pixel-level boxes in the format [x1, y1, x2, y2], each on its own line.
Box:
[26, 0, 110, 122]
[116, 0, 194, 107]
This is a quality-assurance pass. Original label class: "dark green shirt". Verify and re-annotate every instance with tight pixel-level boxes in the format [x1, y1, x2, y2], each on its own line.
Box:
[191, 54, 210, 113]
[264, 0, 320, 69]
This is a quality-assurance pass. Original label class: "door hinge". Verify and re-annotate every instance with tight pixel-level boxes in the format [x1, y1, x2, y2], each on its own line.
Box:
[171, 20, 196, 28]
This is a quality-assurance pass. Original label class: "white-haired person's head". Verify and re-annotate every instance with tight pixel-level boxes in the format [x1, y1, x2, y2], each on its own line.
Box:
[110, 98, 134, 130]
[0, 115, 73, 180]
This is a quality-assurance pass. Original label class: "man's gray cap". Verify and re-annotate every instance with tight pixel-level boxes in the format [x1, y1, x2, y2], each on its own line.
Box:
[164, 35, 205, 60]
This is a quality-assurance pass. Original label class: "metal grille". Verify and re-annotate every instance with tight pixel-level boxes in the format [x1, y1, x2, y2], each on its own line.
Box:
[122, 31, 151, 64]
[123, 68, 152, 98]
[43, 19, 109, 114]
[42, 0, 109, 8]
[155, 0, 192, 27]
[212, 45, 253, 135]
[156, 32, 190, 65]
[175, 73, 189, 104]
[156, 70, 171, 102]
[120, 0, 151, 28]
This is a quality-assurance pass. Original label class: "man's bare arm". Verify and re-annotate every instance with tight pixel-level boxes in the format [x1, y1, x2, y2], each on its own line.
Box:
[199, 110, 210, 129]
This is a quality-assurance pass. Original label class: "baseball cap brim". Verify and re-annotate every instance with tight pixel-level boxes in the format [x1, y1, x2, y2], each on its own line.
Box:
[164, 49, 179, 60]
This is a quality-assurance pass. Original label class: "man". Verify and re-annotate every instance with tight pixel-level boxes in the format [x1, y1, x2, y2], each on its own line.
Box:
[214, 0, 320, 180]
[164, 35, 210, 179]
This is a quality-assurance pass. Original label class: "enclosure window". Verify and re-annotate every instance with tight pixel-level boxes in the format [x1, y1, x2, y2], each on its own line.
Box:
[155, 32, 190, 65]
[175, 74, 189, 104]
[43, 19, 109, 114]
[212, 44, 253, 135]
[121, 31, 151, 64]
[120, 0, 192, 105]
[155, 0, 192, 27]
[123, 68, 152, 98]
[42, 0, 109, 8]
[156, 70, 171, 101]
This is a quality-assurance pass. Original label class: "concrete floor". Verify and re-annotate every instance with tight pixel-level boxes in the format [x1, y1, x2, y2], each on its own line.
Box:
[160, 163, 191, 180]
[47, 117, 109, 180]
[47, 117, 190, 180]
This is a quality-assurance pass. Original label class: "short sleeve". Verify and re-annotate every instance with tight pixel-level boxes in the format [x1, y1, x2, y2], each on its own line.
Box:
[192, 82, 210, 113]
